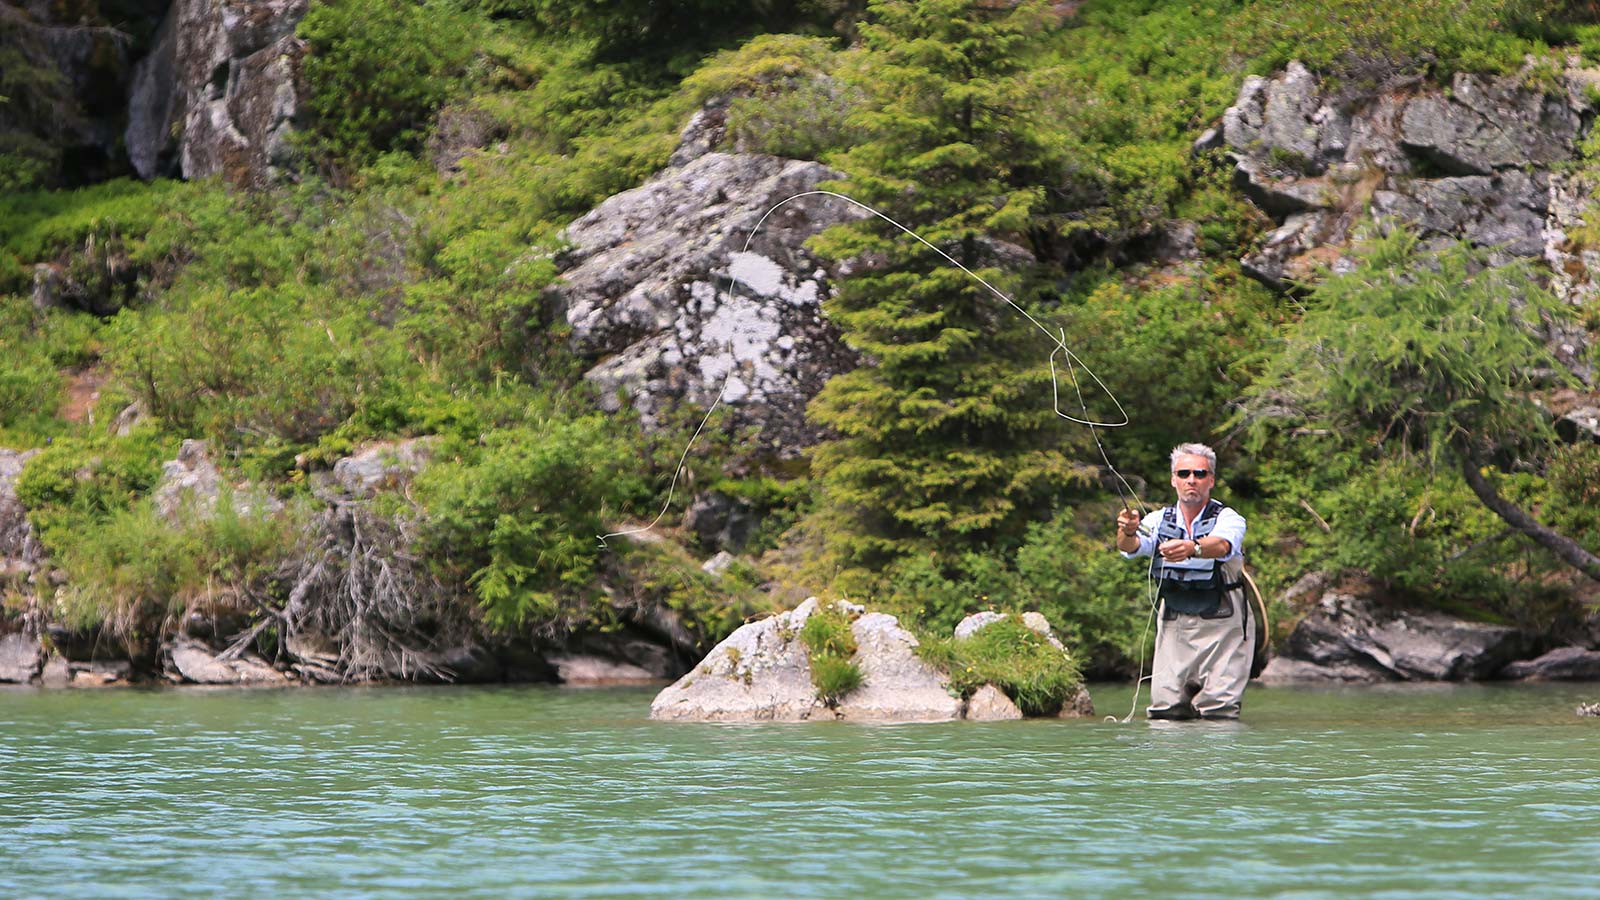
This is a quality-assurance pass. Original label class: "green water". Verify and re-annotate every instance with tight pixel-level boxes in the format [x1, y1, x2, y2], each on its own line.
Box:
[2, 682, 1597, 899]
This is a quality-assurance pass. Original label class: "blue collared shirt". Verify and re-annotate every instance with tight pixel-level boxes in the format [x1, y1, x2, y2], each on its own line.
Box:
[1120, 504, 1246, 569]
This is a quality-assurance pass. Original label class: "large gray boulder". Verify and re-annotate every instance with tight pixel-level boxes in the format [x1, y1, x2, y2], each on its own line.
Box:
[1260, 590, 1531, 683]
[0, 632, 44, 684]
[313, 438, 437, 501]
[836, 611, 965, 722]
[166, 638, 289, 685]
[650, 598, 964, 722]
[649, 598, 831, 721]
[152, 439, 282, 521]
[966, 683, 1023, 721]
[1501, 646, 1600, 681]
[553, 151, 864, 459]
[127, 0, 309, 186]
[1398, 72, 1582, 177]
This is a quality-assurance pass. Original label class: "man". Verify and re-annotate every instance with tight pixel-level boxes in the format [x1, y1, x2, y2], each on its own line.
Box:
[1115, 443, 1251, 720]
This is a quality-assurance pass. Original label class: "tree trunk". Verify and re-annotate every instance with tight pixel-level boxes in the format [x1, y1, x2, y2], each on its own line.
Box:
[1458, 451, 1600, 583]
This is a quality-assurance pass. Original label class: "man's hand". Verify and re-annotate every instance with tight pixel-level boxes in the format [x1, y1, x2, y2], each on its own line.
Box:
[1159, 538, 1199, 562]
[1117, 508, 1141, 536]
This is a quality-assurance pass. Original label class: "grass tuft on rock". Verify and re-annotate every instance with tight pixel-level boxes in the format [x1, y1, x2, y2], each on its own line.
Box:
[919, 616, 1083, 717]
[799, 603, 863, 704]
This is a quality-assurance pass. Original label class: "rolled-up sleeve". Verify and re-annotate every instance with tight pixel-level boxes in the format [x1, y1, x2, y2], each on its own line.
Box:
[1211, 508, 1246, 561]
[1119, 510, 1163, 559]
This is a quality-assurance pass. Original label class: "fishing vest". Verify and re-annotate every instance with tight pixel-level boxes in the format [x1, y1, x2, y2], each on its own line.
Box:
[1155, 499, 1244, 618]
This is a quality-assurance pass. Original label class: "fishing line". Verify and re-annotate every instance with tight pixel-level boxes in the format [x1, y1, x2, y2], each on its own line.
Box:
[591, 188, 1164, 721]
[599, 189, 1138, 546]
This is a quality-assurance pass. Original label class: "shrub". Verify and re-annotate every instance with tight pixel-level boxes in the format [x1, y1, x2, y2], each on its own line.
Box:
[103, 285, 419, 447]
[15, 432, 173, 541]
[799, 602, 863, 702]
[298, 0, 482, 167]
[48, 494, 298, 638]
[863, 516, 1153, 677]
[415, 414, 652, 627]
[0, 178, 182, 295]
[918, 615, 1083, 716]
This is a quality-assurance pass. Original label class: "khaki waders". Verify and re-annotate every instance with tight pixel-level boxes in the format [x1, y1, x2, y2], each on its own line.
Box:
[1149, 557, 1254, 720]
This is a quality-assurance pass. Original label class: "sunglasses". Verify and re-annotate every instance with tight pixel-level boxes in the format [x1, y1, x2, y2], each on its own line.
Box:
[1173, 469, 1211, 480]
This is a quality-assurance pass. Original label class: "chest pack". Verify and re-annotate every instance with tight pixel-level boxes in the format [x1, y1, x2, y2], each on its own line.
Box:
[1155, 500, 1243, 617]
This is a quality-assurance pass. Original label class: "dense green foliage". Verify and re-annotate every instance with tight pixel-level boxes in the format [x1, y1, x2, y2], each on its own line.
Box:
[1236, 230, 1595, 613]
[415, 415, 650, 627]
[1243, 230, 1573, 463]
[3, 0, 1599, 673]
[298, 0, 483, 166]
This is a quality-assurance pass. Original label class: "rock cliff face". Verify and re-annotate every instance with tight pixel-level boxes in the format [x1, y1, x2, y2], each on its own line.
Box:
[552, 150, 864, 459]
[126, 0, 309, 186]
[1220, 61, 1594, 303]
[1219, 60, 1600, 384]
[3, 0, 308, 188]
[0, 1, 157, 184]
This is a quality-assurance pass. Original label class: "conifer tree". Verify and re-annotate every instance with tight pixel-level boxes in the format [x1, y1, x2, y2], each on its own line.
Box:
[807, 0, 1093, 575]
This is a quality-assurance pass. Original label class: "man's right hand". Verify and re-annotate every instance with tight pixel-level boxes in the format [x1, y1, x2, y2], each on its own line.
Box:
[1117, 508, 1141, 537]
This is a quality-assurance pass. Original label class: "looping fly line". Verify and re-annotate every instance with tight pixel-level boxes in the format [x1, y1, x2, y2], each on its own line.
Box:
[597, 189, 1140, 546]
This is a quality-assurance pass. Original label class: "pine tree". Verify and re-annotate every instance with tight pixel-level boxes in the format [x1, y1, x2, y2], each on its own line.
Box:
[807, 0, 1093, 575]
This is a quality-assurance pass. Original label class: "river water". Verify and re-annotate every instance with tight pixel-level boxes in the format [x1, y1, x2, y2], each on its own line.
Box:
[2, 682, 1597, 899]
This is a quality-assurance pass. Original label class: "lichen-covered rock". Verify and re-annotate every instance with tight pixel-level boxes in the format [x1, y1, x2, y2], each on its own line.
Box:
[1397, 72, 1583, 177]
[315, 438, 437, 500]
[1220, 59, 1592, 311]
[966, 684, 1023, 720]
[167, 638, 289, 686]
[1369, 172, 1547, 258]
[553, 151, 865, 459]
[1259, 589, 1531, 683]
[649, 599, 964, 722]
[152, 439, 282, 521]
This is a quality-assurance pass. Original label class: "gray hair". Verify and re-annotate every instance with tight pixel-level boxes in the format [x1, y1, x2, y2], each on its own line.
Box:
[1170, 442, 1217, 472]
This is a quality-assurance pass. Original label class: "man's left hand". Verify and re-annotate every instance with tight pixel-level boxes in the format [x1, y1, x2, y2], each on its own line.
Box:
[1158, 539, 1199, 562]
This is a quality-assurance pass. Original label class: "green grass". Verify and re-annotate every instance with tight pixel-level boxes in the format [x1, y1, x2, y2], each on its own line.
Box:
[918, 615, 1082, 716]
[799, 602, 864, 703]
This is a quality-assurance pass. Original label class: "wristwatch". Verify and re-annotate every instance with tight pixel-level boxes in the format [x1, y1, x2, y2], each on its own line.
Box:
[1192, 541, 1204, 559]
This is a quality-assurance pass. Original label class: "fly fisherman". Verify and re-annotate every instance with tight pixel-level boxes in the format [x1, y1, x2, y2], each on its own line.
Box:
[1115, 443, 1252, 720]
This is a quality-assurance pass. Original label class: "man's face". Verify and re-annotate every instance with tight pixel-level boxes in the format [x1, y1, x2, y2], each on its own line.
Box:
[1171, 454, 1214, 506]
